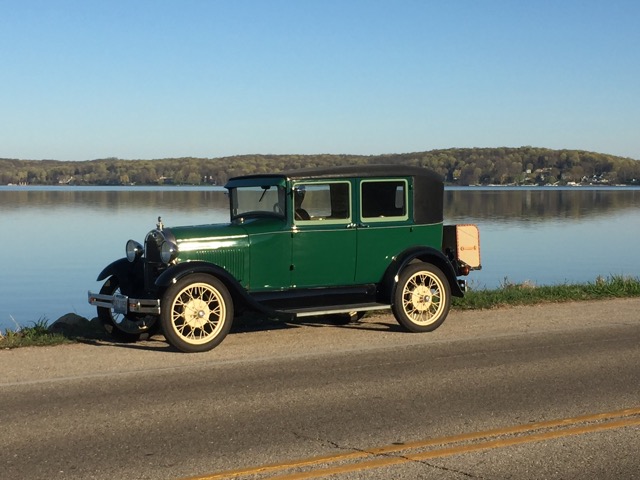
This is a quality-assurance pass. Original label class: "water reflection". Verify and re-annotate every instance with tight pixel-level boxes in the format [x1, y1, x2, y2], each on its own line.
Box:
[445, 187, 640, 223]
[0, 187, 229, 213]
[4, 186, 638, 223]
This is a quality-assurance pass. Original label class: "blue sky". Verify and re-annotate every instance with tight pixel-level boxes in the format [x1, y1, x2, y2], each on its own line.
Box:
[1, 0, 639, 161]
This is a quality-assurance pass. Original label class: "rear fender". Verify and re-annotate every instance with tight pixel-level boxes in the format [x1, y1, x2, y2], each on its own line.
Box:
[379, 246, 463, 303]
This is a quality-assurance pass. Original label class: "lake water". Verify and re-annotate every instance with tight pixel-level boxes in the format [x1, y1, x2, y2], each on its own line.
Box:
[1, 186, 639, 332]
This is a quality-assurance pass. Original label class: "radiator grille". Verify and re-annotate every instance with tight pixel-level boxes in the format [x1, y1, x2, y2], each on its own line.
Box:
[144, 230, 166, 291]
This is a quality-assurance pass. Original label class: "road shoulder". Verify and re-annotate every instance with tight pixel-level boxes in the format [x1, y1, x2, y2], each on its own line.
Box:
[1, 298, 639, 386]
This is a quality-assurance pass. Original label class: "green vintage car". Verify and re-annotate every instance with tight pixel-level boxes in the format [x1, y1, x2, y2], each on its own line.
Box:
[89, 165, 481, 352]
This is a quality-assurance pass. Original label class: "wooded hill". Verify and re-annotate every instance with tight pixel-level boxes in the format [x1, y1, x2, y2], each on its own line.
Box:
[1, 147, 639, 186]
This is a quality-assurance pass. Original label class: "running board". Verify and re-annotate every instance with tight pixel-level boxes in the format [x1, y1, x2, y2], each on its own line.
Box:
[280, 303, 390, 318]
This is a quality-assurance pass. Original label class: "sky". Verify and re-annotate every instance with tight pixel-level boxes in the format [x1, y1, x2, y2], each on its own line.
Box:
[1, 0, 639, 161]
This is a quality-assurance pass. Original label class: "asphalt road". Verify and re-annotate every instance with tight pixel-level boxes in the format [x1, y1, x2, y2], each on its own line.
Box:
[1, 298, 639, 479]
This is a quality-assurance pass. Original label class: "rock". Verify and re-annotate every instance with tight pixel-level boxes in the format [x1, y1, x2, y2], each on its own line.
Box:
[48, 313, 98, 336]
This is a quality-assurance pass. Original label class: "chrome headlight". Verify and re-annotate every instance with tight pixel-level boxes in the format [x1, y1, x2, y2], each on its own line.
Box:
[125, 240, 144, 262]
[160, 241, 178, 264]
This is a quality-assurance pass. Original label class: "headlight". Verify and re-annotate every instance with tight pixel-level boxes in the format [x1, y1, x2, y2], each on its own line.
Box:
[160, 241, 178, 264]
[126, 240, 144, 262]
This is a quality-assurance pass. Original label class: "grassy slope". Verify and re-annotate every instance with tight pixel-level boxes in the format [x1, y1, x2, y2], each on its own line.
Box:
[453, 275, 640, 310]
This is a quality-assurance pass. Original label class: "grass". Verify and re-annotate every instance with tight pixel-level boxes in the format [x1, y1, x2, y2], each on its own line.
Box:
[2, 275, 639, 349]
[453, 275, 640, 310]
[0, 317, 73, 349]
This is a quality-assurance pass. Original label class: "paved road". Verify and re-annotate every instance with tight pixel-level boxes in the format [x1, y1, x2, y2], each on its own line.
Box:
[1, 298, 639, 479]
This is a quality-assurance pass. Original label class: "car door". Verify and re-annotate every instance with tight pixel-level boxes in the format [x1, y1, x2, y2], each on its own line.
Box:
[354, 177, 414, 283]
[290, 180, 357, 288]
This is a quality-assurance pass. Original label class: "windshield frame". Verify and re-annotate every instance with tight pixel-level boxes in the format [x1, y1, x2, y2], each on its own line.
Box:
[228, 182, 287, 221]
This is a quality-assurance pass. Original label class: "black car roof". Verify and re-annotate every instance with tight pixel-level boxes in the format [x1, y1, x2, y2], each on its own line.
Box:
[227, 164, 443, 183]
[283, 164, 443, 182]
[226, 165, 444, 225]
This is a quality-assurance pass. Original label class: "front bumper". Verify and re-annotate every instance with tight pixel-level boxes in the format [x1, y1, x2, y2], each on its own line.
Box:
[88, 291, 161, 315]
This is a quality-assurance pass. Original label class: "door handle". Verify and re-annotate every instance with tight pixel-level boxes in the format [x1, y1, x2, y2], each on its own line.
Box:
[346, 223, 357, 229]
[358, 223, 369, 228]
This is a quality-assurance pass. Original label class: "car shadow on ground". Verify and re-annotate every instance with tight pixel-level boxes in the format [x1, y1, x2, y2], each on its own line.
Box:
[63, 311, 403, 352]
[234, 311, 404, 333]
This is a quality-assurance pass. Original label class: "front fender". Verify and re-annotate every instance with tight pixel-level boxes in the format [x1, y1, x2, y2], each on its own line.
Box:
[155, 262, 278, 317]
[379, 246, 464, 303]
[155, 261, 240, 288]
[96, 258, 135, 281]
[96, 257, 145, 296]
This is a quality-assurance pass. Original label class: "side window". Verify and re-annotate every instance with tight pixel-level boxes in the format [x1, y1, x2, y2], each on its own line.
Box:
[294, 182, 351, 224]
[361, 180, 408, 221]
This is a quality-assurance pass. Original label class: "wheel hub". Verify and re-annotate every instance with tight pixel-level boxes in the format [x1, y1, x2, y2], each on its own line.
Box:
[411, 285, 432, 311]
[184, 299, 210, 328]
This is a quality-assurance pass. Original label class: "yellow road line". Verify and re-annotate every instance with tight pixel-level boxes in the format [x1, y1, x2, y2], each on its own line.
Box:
[271, 417, 640, 480]
[184, 407, 640, 480]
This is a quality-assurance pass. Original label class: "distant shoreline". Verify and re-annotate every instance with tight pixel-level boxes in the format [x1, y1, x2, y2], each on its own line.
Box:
[3, 147, 640, 187]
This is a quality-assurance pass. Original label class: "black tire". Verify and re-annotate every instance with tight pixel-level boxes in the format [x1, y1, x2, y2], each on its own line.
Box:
[97, 277, 157, 342]
[391, 263, 451, 333]
[160, 274, 233, 353]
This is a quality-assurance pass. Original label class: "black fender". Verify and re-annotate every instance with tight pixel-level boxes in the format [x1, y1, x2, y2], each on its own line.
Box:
[155, 261, 279, 317]
[96, 258, 144, 295]
[379, 246, 464, 304]
[97, 258, 138, 281]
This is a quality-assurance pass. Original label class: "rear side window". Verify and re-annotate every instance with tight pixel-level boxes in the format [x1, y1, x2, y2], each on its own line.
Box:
[360, 180, 408, 221]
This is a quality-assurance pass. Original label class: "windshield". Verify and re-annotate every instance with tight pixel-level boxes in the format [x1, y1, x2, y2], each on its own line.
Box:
[230, 185, 286, 220]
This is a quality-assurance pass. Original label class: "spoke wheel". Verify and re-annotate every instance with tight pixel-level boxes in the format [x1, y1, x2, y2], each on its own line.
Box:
[97, 277, 157, 342]
[161, 274, 233, 352]
[392, 263, 451, 332]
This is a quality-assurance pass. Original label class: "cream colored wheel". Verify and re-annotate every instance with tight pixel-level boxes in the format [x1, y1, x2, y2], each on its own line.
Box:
[392, 263, 451, 332]
[161, 274, 233, 352]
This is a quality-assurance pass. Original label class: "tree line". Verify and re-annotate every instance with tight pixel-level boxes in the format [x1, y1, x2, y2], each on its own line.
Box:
[1, 147, 639, 186]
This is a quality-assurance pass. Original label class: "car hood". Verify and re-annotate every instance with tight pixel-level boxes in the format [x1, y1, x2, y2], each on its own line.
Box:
[168, 223, 249, 252]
